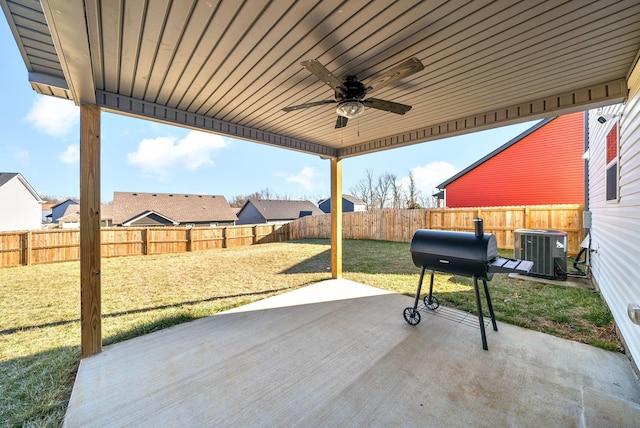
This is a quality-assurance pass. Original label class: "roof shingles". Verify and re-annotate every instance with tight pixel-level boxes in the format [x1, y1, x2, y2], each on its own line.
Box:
[244, 199, 323, 221]
[112, 192, 237, 225]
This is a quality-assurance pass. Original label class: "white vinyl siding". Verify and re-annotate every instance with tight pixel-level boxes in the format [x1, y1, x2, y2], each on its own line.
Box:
[588, 59, 640, 365]
[0, 177, 42, 231]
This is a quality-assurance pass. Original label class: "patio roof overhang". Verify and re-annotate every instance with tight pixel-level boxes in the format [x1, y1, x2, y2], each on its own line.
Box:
[2, 0, 638, 158]
[2, 0, 640, 357]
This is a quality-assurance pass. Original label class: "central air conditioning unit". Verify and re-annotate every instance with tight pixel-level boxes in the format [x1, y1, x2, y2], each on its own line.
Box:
[514, 229, 567, 280]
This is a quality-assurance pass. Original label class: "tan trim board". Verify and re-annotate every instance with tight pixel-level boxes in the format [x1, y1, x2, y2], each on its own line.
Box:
[96, 91, 339, 158]
[339, 79, 628, 158]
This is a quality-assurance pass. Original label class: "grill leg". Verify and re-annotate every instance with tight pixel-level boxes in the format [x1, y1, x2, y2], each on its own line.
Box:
[473, 276, 488, 351]
[413, 266, 427, 310]
[427, 270, 435, 306]
[482, 279, 498, 331]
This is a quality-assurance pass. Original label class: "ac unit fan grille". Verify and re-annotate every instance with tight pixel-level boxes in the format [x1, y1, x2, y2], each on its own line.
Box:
[520, 234, 554, 277]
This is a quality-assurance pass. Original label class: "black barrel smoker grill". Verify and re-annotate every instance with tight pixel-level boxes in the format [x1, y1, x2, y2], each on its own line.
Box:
[404, 219, 533, 350]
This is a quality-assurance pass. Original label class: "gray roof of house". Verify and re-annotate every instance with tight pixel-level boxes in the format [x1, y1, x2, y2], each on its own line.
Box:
[50, 199, 79, 209]
[436, 118, 556, 189]
[242, 199, 323, 221]
[0, 172, 44, 202]
[112, 192, 237, 225]
[318, 194, 366, 206]
[0, 172, 18, 187]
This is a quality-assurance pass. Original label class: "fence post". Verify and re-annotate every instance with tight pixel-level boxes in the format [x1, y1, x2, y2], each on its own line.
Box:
[22, 231, 32, 266]
[142, 228, 149, 255]
[223, 227, 228, 248]
[186, 228, 192, 252]
[524, 207, 531, 229]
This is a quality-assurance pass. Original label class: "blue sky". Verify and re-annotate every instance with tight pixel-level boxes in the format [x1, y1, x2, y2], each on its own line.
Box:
[0, 18, 538, 204]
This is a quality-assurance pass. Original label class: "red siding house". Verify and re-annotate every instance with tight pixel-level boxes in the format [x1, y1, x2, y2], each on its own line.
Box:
[436, 113, 585, 207]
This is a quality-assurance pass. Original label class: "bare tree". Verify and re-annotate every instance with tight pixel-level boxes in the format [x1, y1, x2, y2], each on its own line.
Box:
[350, 169, 375, 209]
[406, 171, 421, 209]
[374, 173, 394, 209]
[229, 188, 288, 208]
[352, 170, 434, 210]
[419, 194, 438, 208]
[391, 174, 404, 209]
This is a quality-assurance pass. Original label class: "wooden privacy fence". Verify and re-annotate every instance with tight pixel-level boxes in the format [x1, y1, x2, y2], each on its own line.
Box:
[0, 205, 584, 268]
[0, 224, 286, 268]
[284, 204, 585, 256]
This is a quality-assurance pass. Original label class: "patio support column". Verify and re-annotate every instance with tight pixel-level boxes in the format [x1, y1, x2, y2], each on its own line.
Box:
[80, 104, 102, 357]
[330, 157, 342, 279]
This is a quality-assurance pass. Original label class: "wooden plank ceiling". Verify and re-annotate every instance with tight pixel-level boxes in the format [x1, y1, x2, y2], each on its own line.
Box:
[2, 0, 640, 158]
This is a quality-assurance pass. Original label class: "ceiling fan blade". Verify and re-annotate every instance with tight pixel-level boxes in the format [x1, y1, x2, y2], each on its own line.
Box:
[363, 98, 412, 115]
[335, 116, 348, 128]
[365, 57, 424, 93]
[282, 99, 336, 112]
[301, 60, 347, 96]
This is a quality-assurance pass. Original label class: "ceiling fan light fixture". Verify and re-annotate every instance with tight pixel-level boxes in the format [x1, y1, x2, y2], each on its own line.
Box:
[336, 100, 364, 119]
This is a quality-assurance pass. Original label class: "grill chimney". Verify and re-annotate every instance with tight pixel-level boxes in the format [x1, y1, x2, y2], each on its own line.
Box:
[474, 218, 484, 238]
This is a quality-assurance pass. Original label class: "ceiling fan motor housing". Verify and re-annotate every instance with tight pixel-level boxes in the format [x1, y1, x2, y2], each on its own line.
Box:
[342, 76, 366, 100]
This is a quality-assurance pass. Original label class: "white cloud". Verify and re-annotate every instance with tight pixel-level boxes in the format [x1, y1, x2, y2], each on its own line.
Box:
[277, 166, 320, 192]
[401, 161, 460, 196]
[126, 131, 230, 180]
[24, 96, 79, 137]
[59, 144, 79, 164]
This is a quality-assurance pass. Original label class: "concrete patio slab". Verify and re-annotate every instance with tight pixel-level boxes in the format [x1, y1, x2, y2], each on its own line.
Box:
[64, 279, 640, 427]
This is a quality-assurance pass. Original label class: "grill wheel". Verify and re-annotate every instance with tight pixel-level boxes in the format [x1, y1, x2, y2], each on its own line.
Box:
[403, 307, 421, 325]
[423, 295, 440, 310]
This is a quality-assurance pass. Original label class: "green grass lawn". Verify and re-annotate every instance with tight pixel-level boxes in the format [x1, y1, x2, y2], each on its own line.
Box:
[0, 239, 621, 426]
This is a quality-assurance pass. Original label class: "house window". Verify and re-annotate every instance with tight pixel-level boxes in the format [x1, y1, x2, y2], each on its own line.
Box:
[605, 123, 619, 201]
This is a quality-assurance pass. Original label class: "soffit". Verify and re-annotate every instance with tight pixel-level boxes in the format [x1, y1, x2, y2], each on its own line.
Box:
[2, 0, 639, 157]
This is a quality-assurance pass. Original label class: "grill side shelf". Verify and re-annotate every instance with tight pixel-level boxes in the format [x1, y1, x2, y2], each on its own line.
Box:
[488, 257, 533, 274]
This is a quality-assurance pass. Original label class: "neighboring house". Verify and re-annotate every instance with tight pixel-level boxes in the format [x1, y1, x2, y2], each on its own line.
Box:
[436, 112, 585, 207]
[50, 199, 79, 224]
[111, 192, 237, 227]
[58, 211, 80, 229]
[100, 204, 114, 227]
[318, 195, 366, 213]
[62, 204, 80, 217]
[41, 202, 55, 223]
[586, 61, 640, 370]
[56, 204, 129, 228]
[121, 210, 179, 227]
[0, 173, 44, 231]
[57, 204, 80, 228]
[236, 199, 323, 225]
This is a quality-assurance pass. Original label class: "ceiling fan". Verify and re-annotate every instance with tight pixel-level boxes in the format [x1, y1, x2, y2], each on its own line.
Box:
[282, 57, 424, 128]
